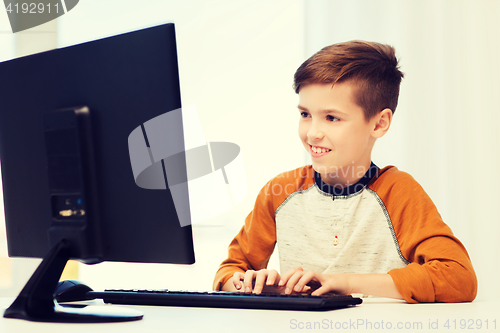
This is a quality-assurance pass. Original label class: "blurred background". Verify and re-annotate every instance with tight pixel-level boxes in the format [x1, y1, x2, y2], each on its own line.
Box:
[0, 0, 498, 303]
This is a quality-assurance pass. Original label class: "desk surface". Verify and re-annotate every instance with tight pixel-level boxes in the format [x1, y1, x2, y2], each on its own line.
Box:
[1, 297, 499, 333]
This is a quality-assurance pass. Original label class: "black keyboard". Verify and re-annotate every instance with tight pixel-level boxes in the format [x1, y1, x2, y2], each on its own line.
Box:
[87, 289, 362, 311]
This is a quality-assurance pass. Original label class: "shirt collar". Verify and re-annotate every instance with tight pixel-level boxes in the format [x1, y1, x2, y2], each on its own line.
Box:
[314, 162, 380, 197]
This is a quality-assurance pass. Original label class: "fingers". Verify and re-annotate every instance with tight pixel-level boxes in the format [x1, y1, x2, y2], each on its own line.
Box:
[311, 285, 331, 296]
[253, 269, 280, 294]
[290, 272, 347, 296]
[279, 268, 323, 294]
[289, 270, 318, 294]
[234, 268, 341, 296]
[278, 267, 309, 294]
[265, 269, 280, 286]
[278, 266, 304, 288]
[253, 271, 267, 294]
[235, 269, 281, 294]
[232, 271, 245, 290]
[243, 270, 256, 293]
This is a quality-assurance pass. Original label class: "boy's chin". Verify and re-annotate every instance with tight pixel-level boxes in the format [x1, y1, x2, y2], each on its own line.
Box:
[311, 163, 340, 175]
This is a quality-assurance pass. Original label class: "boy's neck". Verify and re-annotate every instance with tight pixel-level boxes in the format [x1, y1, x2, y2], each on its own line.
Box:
[319, 161, 374, 190]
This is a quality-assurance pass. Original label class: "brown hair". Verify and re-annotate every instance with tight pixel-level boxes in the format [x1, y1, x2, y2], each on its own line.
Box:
[293, 41, 404, 120]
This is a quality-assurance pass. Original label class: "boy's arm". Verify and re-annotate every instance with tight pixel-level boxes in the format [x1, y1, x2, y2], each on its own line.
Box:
[374, 168, 477, 303]
[280, 267, 403, 299]
[213, 181, 278, 291]
[214, 166, 316, 291]
[346, 274, 402, 299]
[387, 238, 477, 303]
[213, 221, 275, 291]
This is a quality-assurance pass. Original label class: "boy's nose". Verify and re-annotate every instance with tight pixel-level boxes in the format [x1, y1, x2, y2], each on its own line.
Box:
[306, 124, 324, 141]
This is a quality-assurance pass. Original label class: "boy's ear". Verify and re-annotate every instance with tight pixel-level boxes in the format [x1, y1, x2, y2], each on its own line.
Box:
[372, 108, 392, 138]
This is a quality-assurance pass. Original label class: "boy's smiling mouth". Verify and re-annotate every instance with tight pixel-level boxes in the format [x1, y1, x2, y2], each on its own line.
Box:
[309, 144, 331, 156]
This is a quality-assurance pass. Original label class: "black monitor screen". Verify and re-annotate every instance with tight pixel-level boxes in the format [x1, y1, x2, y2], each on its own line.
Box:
[0, 23, 195, 266]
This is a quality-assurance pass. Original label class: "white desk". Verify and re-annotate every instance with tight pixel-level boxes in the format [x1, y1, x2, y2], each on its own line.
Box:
[1, 297, 499, 333]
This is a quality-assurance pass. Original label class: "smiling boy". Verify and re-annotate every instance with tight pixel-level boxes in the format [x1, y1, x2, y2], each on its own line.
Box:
[213, 41, 477, 303]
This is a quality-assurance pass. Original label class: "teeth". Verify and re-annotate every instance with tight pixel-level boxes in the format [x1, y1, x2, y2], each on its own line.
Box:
[311, 146, 330, 154]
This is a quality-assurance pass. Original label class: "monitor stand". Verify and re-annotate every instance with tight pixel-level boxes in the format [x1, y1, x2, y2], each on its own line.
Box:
[3, 239, 143, 323]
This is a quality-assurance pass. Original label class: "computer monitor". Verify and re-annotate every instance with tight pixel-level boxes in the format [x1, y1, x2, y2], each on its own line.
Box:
[0, 23, 194, 322]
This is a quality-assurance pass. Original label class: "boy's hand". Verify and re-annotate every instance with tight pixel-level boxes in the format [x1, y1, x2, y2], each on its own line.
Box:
[278, 267, 352, 296]
[231, 269, 285, 294]
[224, 268, 403, 299]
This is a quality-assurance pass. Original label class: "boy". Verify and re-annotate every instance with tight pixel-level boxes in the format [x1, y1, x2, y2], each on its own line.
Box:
[213, 41, 477, 303]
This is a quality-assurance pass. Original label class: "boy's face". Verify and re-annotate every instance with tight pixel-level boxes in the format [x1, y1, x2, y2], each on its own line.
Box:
[298, 81, 380, 187]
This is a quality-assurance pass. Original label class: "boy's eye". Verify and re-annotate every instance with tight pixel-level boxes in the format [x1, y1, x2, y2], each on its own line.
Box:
[300, 112, 310, 118]
[326, 115, 340, 122]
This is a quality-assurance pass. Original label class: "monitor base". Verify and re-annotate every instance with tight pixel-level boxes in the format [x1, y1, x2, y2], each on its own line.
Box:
[3, 240, 143, 323]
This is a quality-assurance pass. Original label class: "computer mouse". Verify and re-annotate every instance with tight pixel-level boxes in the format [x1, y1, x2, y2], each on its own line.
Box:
[53, 280, 94, 303]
